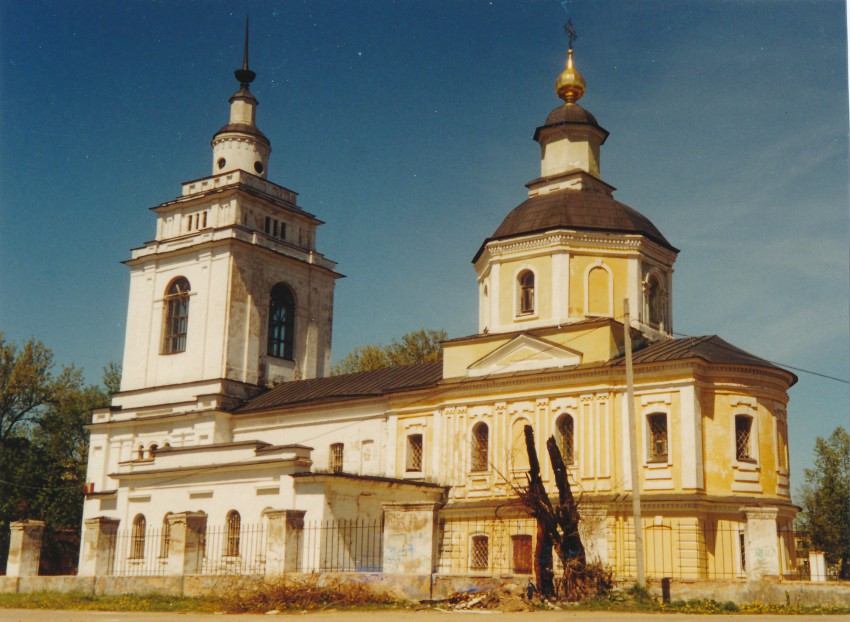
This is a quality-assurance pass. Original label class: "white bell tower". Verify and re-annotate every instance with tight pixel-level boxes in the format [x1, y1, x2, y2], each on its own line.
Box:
[113, 19, 341, 414]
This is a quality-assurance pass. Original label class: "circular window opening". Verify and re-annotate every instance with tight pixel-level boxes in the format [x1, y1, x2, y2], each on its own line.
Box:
[254, 161, 264, 174]
[217, 158, 226, 169]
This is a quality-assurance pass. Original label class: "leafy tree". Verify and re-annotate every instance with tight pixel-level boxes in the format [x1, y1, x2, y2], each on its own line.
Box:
[798, 427, 850, 579]
[0, 333, 119, 573]
[332, 328, 447, 375]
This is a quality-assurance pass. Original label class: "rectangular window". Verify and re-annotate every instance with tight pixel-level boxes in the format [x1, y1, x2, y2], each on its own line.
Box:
[736, 415, 754, 461]
[776, 420, 788, 469]
[264, 216, 271, 234]
[202, 211, 208, 228]
[512, 535, 533, 574]
[279, 222, 286, 240]
[470, 535, 489, 571]
[406, 434, 423, 472]
[647, 413, 668, 463]
[329, 443, 344, 473]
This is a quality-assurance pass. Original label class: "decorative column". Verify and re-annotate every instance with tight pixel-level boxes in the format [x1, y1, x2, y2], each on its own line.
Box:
[382, 502, 440, 575]
[265, 509, 305, 576]
[78, 516, 119, 576]
[166, 512, 208, 576]
[6, 520, 45, 577]
[743, 507, 779, 580]
[578, 505, 608, 565]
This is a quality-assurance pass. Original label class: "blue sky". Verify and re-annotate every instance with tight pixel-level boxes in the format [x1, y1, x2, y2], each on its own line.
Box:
[1, 0, 847, 493]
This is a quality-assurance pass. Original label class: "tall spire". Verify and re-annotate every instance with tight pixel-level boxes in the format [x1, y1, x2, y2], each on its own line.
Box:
[234, 16, 256, 89]
[555, 19, 586, 104]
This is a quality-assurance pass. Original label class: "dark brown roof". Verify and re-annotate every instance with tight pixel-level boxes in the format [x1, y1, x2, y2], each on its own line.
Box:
[235, 361, 443, 413]
[475, 187, 676, 261]
[212, 122, 270, 146]
[532, 103, 609, 143]
[609, 335, 797, 384]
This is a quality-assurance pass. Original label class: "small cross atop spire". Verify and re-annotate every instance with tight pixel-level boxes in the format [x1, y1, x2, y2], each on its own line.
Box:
[565, 18, 578, 50]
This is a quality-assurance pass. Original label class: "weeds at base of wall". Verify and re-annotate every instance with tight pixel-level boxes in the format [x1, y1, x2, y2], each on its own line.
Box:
[216, 575, 406, 613]
[0, 591, 214, 612]
[576, 583, 850, 615]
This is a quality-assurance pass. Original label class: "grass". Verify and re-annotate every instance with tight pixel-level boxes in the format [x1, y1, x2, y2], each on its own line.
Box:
[0, 591, 216, 612]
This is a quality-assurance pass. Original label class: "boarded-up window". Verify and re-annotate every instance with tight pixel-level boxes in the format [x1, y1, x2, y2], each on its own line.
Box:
[587, 266, 610, 316]
[512, 535, 533, 574]
[511, 419, 530, 471]
[776, 420, 788, 469]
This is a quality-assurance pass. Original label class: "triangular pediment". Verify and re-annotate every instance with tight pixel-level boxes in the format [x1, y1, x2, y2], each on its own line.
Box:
[467, 334, 582, 377]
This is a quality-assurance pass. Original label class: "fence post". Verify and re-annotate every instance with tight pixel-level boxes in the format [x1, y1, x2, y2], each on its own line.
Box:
[382, 502, 440, 575]
[809, 551, 827, 582]
[78, 516, 119, 576]
[265, 509, 305, 576]
[742, 506, 779, 580]
[167, 512, 207, 576]
[6, 520, 45, 577]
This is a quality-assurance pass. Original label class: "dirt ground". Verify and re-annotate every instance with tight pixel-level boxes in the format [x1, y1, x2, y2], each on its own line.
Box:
[2, 610, 850, 622]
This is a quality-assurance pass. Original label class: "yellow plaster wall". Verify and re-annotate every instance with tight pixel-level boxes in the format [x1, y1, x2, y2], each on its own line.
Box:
[568, 255, 629, 320]
[497, 255, 552, 325]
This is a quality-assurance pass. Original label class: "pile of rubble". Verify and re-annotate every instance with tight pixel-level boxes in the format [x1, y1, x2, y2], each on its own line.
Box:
[424, 582, 563, 613]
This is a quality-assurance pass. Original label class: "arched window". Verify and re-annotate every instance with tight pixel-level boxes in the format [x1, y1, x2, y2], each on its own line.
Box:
[647, 413, 668, 463]
[148, 443, 158, 458]
[225, 510, 241, 556]
[735, 415, 754, 462]
[470, 534, 489, 570]
[163, 277, 190, 354]
[644, 272, 665, 328]
[131, 514, 146, 559]
[556, 414, 575, 464]
[268, 283, 295, 360]
[159, 513, 172, 558]
[518, 271, 535, 315]
[136, 444, 145, 460]
[471, 422, 489, 472]
[329, 443, 344, 473]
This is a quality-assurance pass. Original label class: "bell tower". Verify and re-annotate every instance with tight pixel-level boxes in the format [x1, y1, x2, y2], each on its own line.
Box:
[114, 21, 341, 414]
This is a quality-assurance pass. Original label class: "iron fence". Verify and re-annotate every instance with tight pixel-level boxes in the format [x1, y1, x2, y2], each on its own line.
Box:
[300, 518, 383, 572]
[436, 516, 809, 580]
[201, 522, 267, 575]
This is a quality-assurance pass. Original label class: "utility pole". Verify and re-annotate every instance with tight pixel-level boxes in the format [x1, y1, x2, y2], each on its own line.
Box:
[624, 298, 645, 586]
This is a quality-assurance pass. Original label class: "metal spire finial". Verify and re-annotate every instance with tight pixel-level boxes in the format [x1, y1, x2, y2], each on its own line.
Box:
[234, 15, 256, 88]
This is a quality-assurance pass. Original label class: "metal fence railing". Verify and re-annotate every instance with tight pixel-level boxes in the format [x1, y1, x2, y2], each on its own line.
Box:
[201, 522, 267, 576]
[301, 519, 383, 572]
[435, 516, 812, 581]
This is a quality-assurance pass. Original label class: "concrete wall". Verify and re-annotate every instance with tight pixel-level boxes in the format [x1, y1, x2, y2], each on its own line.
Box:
[3, 573, 850, 607]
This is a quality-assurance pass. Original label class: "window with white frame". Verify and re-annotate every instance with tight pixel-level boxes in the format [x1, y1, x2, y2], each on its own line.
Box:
[517, 270, 535, 315]
[556, 413, 575, 464]
[329, 442, 344, 473]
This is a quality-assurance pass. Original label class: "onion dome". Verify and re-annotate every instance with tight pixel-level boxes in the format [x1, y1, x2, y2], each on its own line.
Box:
[555, 49, 586, 104]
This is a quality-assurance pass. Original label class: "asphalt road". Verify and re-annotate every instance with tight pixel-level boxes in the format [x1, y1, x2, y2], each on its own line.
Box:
[2, 610, 850, 622]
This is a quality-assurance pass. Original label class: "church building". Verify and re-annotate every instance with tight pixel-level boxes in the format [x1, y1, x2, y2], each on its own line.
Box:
[77, 32, 798, 582]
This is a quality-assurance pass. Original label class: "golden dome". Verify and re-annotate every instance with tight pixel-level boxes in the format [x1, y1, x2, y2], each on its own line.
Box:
[555, 49, 586, 104]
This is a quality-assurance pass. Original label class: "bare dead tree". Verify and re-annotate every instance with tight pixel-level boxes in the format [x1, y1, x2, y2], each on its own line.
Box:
[516, 425, 611, 601]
